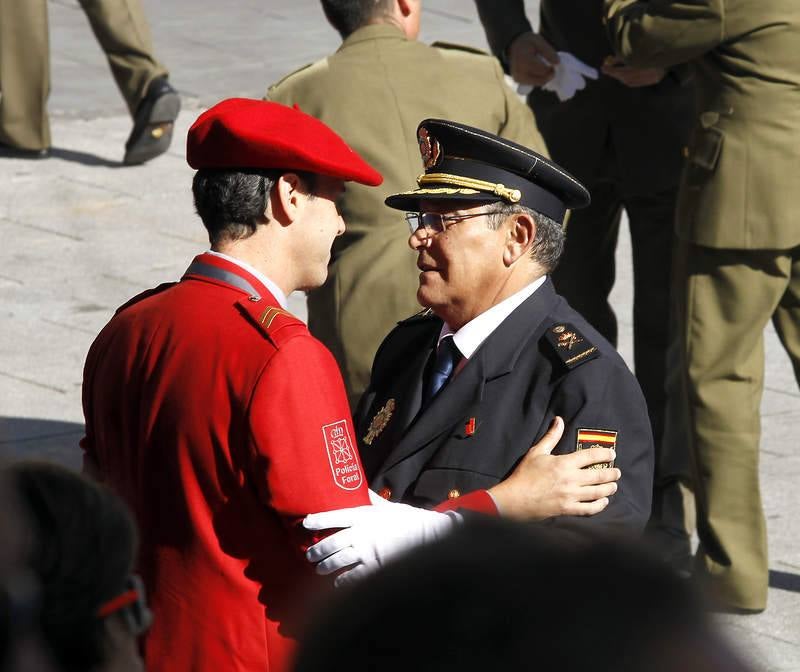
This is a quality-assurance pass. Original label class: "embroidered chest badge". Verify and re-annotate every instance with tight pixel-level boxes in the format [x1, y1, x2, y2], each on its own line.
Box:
[322, 419, 363, 490]
[576, 428, 618, 469]
[362, 398, 396, 446]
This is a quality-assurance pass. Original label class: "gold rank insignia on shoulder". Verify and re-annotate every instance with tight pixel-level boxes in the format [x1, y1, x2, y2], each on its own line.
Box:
[576, 428, 617, 469]
[544, 322, 599, 369]
[259, 306, 294, 328]
[363, 398, 396, 446]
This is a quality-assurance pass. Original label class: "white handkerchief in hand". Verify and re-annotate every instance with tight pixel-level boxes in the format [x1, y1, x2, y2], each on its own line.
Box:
[519, 51, 598, 102]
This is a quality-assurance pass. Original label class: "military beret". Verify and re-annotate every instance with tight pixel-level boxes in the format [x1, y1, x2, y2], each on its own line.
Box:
[385, 119, 589, 223]
[186, 98, 382, 186]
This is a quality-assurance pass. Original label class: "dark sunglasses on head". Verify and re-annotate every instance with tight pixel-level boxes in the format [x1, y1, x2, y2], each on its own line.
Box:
[97, 574, 152, 637]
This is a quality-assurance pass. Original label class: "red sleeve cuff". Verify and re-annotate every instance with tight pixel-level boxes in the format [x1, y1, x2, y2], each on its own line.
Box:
[434, 489, 499, 516]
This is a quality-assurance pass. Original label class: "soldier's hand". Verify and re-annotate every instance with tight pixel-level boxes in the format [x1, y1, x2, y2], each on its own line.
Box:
[488, 416, 621, 521]
[601, 57, 666, 88]
[508, 31, 559, 86]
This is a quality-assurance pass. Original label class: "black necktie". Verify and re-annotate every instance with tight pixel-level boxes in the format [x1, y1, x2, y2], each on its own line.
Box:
[422, 337, 462, 407]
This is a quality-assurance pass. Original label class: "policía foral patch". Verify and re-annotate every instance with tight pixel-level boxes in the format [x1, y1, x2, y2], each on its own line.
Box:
[322, 419, 363, 490]
[576, 428, 617, 469]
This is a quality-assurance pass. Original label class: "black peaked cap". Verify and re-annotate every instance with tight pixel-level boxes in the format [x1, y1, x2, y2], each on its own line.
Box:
[385, 119, 590, 224]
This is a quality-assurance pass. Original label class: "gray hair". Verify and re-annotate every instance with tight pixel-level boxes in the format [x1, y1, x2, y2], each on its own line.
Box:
[485, 203, 565, 273]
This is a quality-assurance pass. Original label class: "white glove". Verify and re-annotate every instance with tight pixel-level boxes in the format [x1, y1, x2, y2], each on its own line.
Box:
[518, 51, 598, 102]
[303, 490, 462, 586]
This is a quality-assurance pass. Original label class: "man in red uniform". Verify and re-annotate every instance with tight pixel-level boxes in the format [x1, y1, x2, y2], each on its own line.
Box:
[81, 99, 385, 672]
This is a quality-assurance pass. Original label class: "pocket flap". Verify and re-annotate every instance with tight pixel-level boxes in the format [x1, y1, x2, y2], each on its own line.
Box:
[690, 127, 724, 171]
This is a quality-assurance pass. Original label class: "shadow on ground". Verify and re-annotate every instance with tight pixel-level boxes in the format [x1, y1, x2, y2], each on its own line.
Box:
[0, 417, 84, 470]
[769, 570, 800, 594]
[49, 147, 122, 168]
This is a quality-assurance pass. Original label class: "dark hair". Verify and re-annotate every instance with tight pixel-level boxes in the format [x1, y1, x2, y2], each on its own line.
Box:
[192, 168, 317, 246]
[486, 202, 565, 273]
[321, 0, 396, 38]
[6, 462, 137, 672]
[295, 520, 751, 672]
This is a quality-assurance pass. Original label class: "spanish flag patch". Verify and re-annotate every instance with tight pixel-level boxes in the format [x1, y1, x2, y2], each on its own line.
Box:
[576, 428, 617, 469]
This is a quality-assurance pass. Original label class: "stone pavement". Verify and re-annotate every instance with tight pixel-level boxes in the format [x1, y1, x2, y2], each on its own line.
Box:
[0, 0, 798, 668]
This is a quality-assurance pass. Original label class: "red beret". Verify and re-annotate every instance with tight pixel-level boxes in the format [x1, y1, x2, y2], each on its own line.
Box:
[186, 98, 382, 186]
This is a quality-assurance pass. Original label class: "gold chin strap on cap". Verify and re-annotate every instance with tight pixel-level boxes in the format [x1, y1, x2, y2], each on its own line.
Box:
[418, 173, 522, 203]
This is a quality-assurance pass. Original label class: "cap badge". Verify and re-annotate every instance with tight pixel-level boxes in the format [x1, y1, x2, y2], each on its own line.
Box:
[363, 398, 396, 446]
[418, 128, 442, 169]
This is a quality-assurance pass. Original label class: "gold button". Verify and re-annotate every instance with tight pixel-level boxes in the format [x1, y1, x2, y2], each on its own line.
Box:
[448, 489, 460, 500]
[682, 146, 690, 158]
[378, 487, 392, 500]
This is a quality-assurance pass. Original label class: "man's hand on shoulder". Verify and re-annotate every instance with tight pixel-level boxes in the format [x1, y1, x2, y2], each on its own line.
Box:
[507, 31, 559, 86]
[488, 417, 621, 520]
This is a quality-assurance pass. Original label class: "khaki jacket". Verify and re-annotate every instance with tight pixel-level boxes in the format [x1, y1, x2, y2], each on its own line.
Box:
[267, 24, 545, 403]
[605, 0, 800, 249]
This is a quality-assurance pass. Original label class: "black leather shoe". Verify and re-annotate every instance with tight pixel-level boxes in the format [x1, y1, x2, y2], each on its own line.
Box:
[123, 77, 181, 165]
[0, 141, 50, 159]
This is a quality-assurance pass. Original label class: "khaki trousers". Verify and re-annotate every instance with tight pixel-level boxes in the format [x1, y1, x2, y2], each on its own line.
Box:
[0, 0, 167, 149]
[674, 240, 800, 610]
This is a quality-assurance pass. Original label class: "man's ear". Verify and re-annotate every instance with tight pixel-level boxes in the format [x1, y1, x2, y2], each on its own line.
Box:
[503, 213, 536, 266]
[398, 0, 412, 18]
[270, 172, 307, 225]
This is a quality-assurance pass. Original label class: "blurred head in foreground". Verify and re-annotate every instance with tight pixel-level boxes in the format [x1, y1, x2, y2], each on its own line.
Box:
[4, 463, 148, 672]
[295, 519, 752, 672]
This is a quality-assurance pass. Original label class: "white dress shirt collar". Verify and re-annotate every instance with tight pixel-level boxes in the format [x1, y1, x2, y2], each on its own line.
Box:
[438, 275, 547, 359]
[205, 250, 288, 309]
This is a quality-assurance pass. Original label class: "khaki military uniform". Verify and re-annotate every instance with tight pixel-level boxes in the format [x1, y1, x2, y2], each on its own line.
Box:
[0, 0, 168, 150]
[606, 0, 800, 611]
[267, 24, 545, 407]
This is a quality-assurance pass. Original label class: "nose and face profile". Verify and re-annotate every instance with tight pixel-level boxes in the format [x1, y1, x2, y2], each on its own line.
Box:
[405, 200, 522, 330]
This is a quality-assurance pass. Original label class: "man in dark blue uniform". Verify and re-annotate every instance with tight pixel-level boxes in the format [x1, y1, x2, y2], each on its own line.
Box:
[355, 119, 654, 535]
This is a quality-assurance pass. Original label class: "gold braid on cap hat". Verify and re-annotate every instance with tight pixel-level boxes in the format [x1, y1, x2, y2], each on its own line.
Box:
[418, 173, 522, 203]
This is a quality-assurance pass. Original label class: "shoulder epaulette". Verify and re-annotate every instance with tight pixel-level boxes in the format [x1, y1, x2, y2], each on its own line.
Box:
[543, 322, 600, 370]
[114, 282, 176, 316]
[267, 62, 316, 93]
[397, 308, 437, 326]
[235, 297, 306, 346]
[431, 41, 489, 56]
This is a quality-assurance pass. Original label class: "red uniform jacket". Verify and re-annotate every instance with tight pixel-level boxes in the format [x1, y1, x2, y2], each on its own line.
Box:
[81, 253, 370, 672]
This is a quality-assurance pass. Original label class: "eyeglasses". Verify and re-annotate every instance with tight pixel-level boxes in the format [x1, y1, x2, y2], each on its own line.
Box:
[405, 211, 487, 235]
[97, 574, 153, 637]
